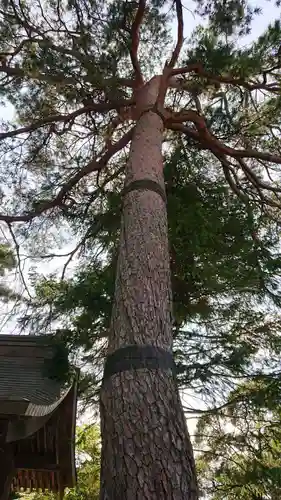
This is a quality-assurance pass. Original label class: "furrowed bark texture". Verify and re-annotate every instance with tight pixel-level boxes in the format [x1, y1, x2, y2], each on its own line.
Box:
[100, 77, 198, 499]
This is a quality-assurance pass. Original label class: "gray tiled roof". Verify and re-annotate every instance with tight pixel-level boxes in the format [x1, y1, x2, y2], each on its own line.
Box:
[0, 334, 61, 406]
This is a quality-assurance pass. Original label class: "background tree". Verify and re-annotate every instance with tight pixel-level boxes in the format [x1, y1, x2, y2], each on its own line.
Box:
[0, 241, 19, 303]
[196, 380, 281, 499]
[26, 160, 281, 410]
[1, 0, 281, 497]
[69, 424, 101, 500]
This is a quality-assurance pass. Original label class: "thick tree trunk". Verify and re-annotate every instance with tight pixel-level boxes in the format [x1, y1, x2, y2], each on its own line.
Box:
[100, 77, 198, 499]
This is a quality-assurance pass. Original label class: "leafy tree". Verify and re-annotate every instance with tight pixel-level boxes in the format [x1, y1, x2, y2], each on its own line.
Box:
[0, 242, 17, 301]
[68, 424, 101, 500]
[1, 0, 281, 497]
[0, 243, 15, 275]
[26, 161, 281, 408]
[196, 380, 281, 499]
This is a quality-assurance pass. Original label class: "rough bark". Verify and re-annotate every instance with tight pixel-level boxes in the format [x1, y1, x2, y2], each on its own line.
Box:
[100, 76, 198, 499]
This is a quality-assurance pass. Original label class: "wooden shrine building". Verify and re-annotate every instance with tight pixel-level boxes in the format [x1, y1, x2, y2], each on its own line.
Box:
[0, 335, 77, 500]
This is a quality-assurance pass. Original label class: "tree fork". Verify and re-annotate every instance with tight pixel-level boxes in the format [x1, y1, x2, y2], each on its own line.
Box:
[99, 76, 198, 499]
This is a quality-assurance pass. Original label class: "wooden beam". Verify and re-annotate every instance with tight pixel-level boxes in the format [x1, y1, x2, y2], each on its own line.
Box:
[15, 453, 59, 471]
[0, 418, 15, 500]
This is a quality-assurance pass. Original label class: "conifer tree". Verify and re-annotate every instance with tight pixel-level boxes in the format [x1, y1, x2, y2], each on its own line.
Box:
[1, 0, 281, 497]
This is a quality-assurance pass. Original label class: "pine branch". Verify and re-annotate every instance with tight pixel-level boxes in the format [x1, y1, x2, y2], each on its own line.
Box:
[215, 153, 250, 203]
[61, 221, 103, 280]
[168, 0, 184, 69]
[0, 127, 134, 223]
[0, 62, 135, 90]
[167, 117, 281, 208]
[0, 99, 135, 141]
[166, 113, 281, 165]
[170, 63, 280, 93]
[130, 0, 146, 85]
[6, 222, 32, 298]
[0, 62, 78, 87]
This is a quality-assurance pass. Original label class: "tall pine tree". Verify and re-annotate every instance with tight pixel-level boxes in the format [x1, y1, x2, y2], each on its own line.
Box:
[1, 0, 281, 497]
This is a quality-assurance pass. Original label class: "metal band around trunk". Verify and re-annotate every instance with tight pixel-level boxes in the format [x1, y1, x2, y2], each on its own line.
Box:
[122, 179, 167, 204]
[102, 345, 176, 382]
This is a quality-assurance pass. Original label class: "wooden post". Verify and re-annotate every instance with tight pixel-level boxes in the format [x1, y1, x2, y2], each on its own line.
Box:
[0, 418, 14, 500]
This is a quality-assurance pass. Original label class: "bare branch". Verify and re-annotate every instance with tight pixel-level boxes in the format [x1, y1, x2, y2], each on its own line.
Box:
[130, 0, 146, 85]
[6, 222, 32, 298]
[0, 127, 134, 223]
[168, 0, 184, 69]
[61, 221, 103, 280]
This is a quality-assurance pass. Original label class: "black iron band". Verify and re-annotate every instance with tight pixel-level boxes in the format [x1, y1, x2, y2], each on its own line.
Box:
[122, 179, 167, 204]
[103, 344, 176, 382]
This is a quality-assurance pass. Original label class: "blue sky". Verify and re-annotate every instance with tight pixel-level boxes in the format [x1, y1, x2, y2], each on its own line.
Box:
[179, 0, 280, 43]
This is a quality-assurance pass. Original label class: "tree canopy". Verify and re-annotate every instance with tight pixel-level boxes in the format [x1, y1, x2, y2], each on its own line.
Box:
[196, 379, 281, 498]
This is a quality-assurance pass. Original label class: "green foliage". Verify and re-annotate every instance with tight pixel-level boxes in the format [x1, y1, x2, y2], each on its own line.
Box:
[0, 243, 15, 275]
[68, 424, 101, 500]
[42, 339, 73, 383]
[196, 380, 281, 498]
[0, 242, 17, 302]
[194, 0, 261, 36]
[23, 149, 281, 405]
